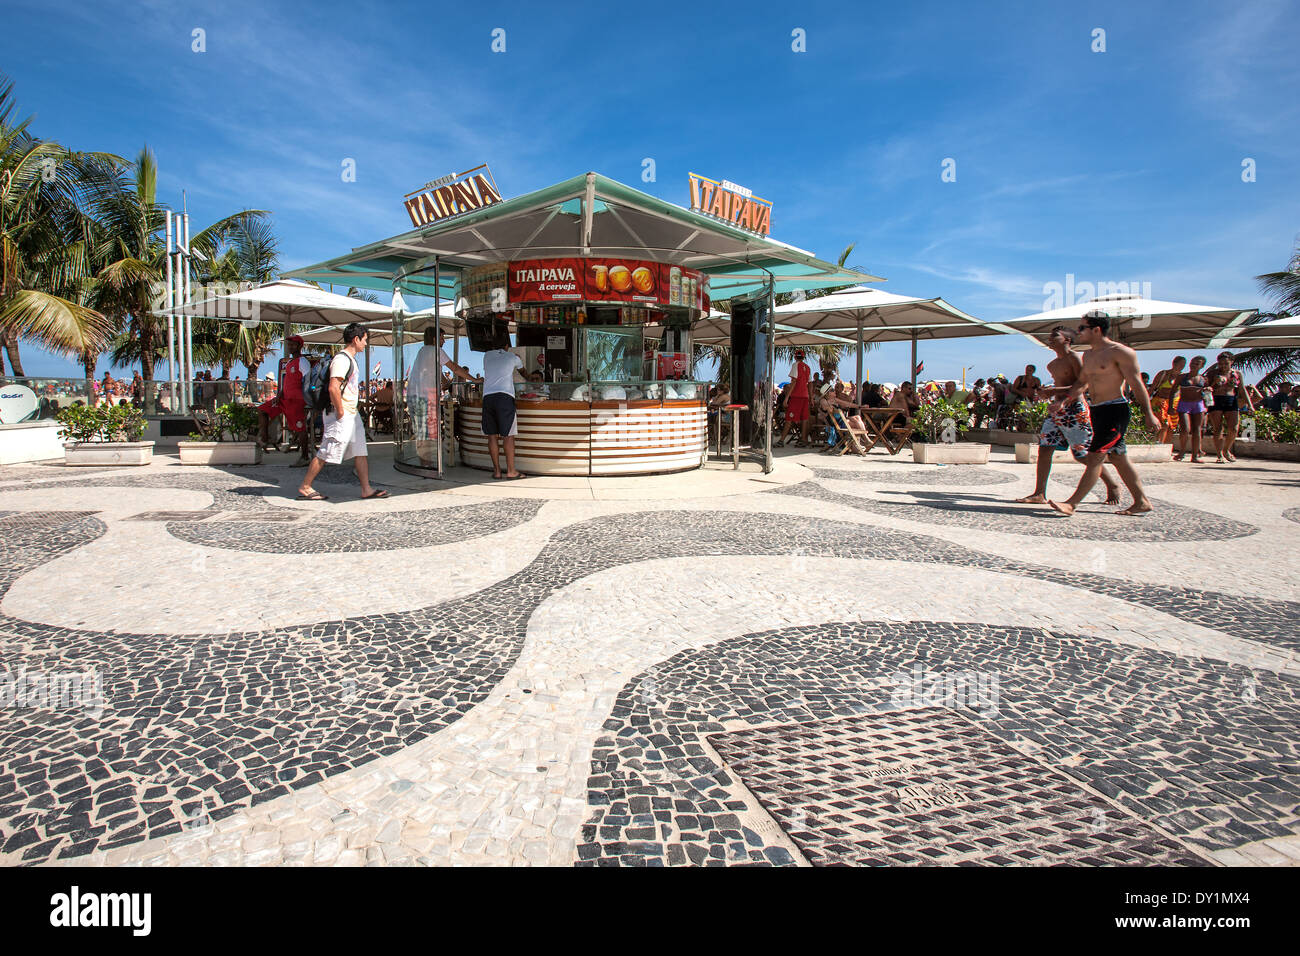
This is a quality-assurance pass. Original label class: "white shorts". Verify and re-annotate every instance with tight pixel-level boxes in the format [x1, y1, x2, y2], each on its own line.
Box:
[317, 411, 367, 464]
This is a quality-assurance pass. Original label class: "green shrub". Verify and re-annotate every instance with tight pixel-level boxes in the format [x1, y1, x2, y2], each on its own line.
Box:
[1016, 401, 1051, 435]
[912, 397, 971, 443]
[189, 402, 259, 442]
[1245, 409, 1300, 444]
[1124, 403, 1157, 445]
[56, 403, 145, 443]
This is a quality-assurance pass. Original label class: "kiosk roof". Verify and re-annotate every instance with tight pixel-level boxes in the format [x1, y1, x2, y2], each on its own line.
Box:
[284, 172, 881, 301]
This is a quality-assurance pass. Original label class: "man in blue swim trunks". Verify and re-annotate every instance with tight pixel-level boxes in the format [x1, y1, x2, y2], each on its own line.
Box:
[1015, 326, 1122, 505]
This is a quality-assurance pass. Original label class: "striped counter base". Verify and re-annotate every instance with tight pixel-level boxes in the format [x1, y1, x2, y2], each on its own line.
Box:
[458, 399, 707, 476]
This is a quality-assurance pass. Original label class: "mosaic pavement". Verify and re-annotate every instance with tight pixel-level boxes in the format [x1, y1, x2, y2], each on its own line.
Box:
[0, 449, 1296, 867]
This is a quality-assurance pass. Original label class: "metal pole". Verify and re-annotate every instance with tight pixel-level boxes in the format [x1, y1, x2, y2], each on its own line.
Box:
[165, 212, 175, 411]
[391, 282, 407, 470]
[911, 329, 918, 388]
[764, 280, 776, 474]
[434, 260, 442, 478]
[183, 213, 193, 412]
[856, 317, 864, 403]
[176, 248, 188, 414]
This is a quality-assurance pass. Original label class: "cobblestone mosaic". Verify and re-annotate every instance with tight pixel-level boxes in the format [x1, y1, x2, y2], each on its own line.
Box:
[579, 620, 1299, 865]
[0, 451, 1295, 868]
[709, 709, 1209, 866]
[777, 478, 1258, 542]
[810, 465, 1017, 487]
[164, 499, 545, 554]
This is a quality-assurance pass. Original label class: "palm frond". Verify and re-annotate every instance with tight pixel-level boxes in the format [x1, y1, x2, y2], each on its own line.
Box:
[0, 288, 114, 354]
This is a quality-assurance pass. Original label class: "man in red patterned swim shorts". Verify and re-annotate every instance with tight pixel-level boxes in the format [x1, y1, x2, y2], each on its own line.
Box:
[1015, 326, 1121, 505]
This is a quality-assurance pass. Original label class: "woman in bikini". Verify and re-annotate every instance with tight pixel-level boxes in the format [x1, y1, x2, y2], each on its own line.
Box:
[1148, 356, 1185, 453]
[1173, 355, 1209, 463]
[1207, 351, 1254, 463]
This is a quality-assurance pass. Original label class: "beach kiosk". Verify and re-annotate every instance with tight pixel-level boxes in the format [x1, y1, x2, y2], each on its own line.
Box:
[286, 171, 877, 478]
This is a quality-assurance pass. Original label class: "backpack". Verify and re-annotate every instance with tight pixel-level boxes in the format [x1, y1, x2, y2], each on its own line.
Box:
[305, 352, 357, 415]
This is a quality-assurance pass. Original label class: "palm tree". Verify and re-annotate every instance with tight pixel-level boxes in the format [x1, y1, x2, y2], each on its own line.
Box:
[188, 219, 281, 379]
[0, 75, 119, 374]
[1235, 242, 1300, 389]
[87, 145, 271, 386]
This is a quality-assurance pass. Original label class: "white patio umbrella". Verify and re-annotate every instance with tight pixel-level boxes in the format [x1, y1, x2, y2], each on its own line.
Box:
[770, 286, 1008, 386]
[1005, 293, 1256, 351]
[172, 278, 395, 331]
[1221, 315, 1300, 348]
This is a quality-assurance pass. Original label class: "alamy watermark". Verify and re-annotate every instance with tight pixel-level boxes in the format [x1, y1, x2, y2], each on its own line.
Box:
[888, 663, 1000, 717]
[1042, 274, 1154, 328]
[1, 665, 104, 718]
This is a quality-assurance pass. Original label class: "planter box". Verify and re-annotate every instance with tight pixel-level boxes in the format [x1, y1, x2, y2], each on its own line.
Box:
[0, 421, 65, 465]
[1233, 440, 1300, 462]
[177, 441, 263, 466]
[912, 442, 990, 464]
[967, 428, 1038, 446]
[1015, 443, 1173, 464]
[63, 441, 154, 466]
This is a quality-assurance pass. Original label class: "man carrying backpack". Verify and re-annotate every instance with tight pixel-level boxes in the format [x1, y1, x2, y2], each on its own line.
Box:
[296, 323, 389, 501]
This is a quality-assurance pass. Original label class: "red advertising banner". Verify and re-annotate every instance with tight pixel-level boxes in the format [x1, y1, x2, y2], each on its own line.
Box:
[583, 258, 660, 303]
[507, 258, 584, 302]
[506, 258, 707, 308]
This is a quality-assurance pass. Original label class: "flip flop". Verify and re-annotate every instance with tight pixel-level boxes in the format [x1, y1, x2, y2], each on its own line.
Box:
[362, 489, 390, 499]
[296, 491, 328, 501]
[492, 474, 504, 480]
[504, 473, 527, 480]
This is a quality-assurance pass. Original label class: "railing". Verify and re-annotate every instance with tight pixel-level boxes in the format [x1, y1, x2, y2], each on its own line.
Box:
[0, 376, 280, 422]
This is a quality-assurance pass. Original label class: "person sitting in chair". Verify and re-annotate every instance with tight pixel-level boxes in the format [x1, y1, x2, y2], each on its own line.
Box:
[890, 381, 920, 424]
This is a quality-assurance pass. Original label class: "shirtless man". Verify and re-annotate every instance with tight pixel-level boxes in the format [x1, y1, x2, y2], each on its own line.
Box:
[1048, 312, 1160, 516]
[1015, 326, 1121, 505]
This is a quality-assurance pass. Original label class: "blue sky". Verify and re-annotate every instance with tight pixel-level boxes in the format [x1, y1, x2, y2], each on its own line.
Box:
[4, 0, 1298, 384]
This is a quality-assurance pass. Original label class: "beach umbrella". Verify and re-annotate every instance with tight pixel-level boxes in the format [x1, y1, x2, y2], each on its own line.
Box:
[1222, 315, 1300, 348]
[1004, 293, 1256, 351]
[771, 286, 1008, 386]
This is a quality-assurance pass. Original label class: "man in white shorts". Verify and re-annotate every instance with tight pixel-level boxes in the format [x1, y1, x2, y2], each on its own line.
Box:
[297, 323, 389, 501]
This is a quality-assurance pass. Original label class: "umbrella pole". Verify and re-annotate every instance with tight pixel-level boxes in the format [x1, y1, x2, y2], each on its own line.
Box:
[856, 318, 864, 402]
[434, 259, 442, 479]
[911, 329, 918, 388]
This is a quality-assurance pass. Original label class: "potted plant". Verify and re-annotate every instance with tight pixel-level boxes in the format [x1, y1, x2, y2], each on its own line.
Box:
[1013, 401, 1051, 462]
[57, 403, 154, 466]
[178, 402, 264, 465]
[910, 397, 989, 464]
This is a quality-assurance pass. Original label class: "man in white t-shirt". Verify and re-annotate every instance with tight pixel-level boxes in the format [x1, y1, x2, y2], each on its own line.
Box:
[481, 343, 525, 479]
[406, 327, 478, 467]
[297, 323, 388, 501]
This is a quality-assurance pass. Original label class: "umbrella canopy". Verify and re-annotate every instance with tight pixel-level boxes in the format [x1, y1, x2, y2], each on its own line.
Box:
[169, 279, 395, 329]
[297, 303, 461, 347]
[769, 285, 1008, 386]
[1222, 315, 1300, 348]
[1005, 294, 1256, 350]
[771, 286, 1010, 341]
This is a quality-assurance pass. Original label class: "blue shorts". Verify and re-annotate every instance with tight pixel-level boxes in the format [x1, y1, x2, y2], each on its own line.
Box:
[481, 393, 518, 437]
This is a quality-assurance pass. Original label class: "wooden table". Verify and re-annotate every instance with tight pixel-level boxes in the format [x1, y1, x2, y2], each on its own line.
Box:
[859, 407, 911, 455]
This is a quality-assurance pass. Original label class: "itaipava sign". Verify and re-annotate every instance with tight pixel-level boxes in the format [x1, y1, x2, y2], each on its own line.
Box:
[688, 173, 772, 236]
[403, 165, 503, 228]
